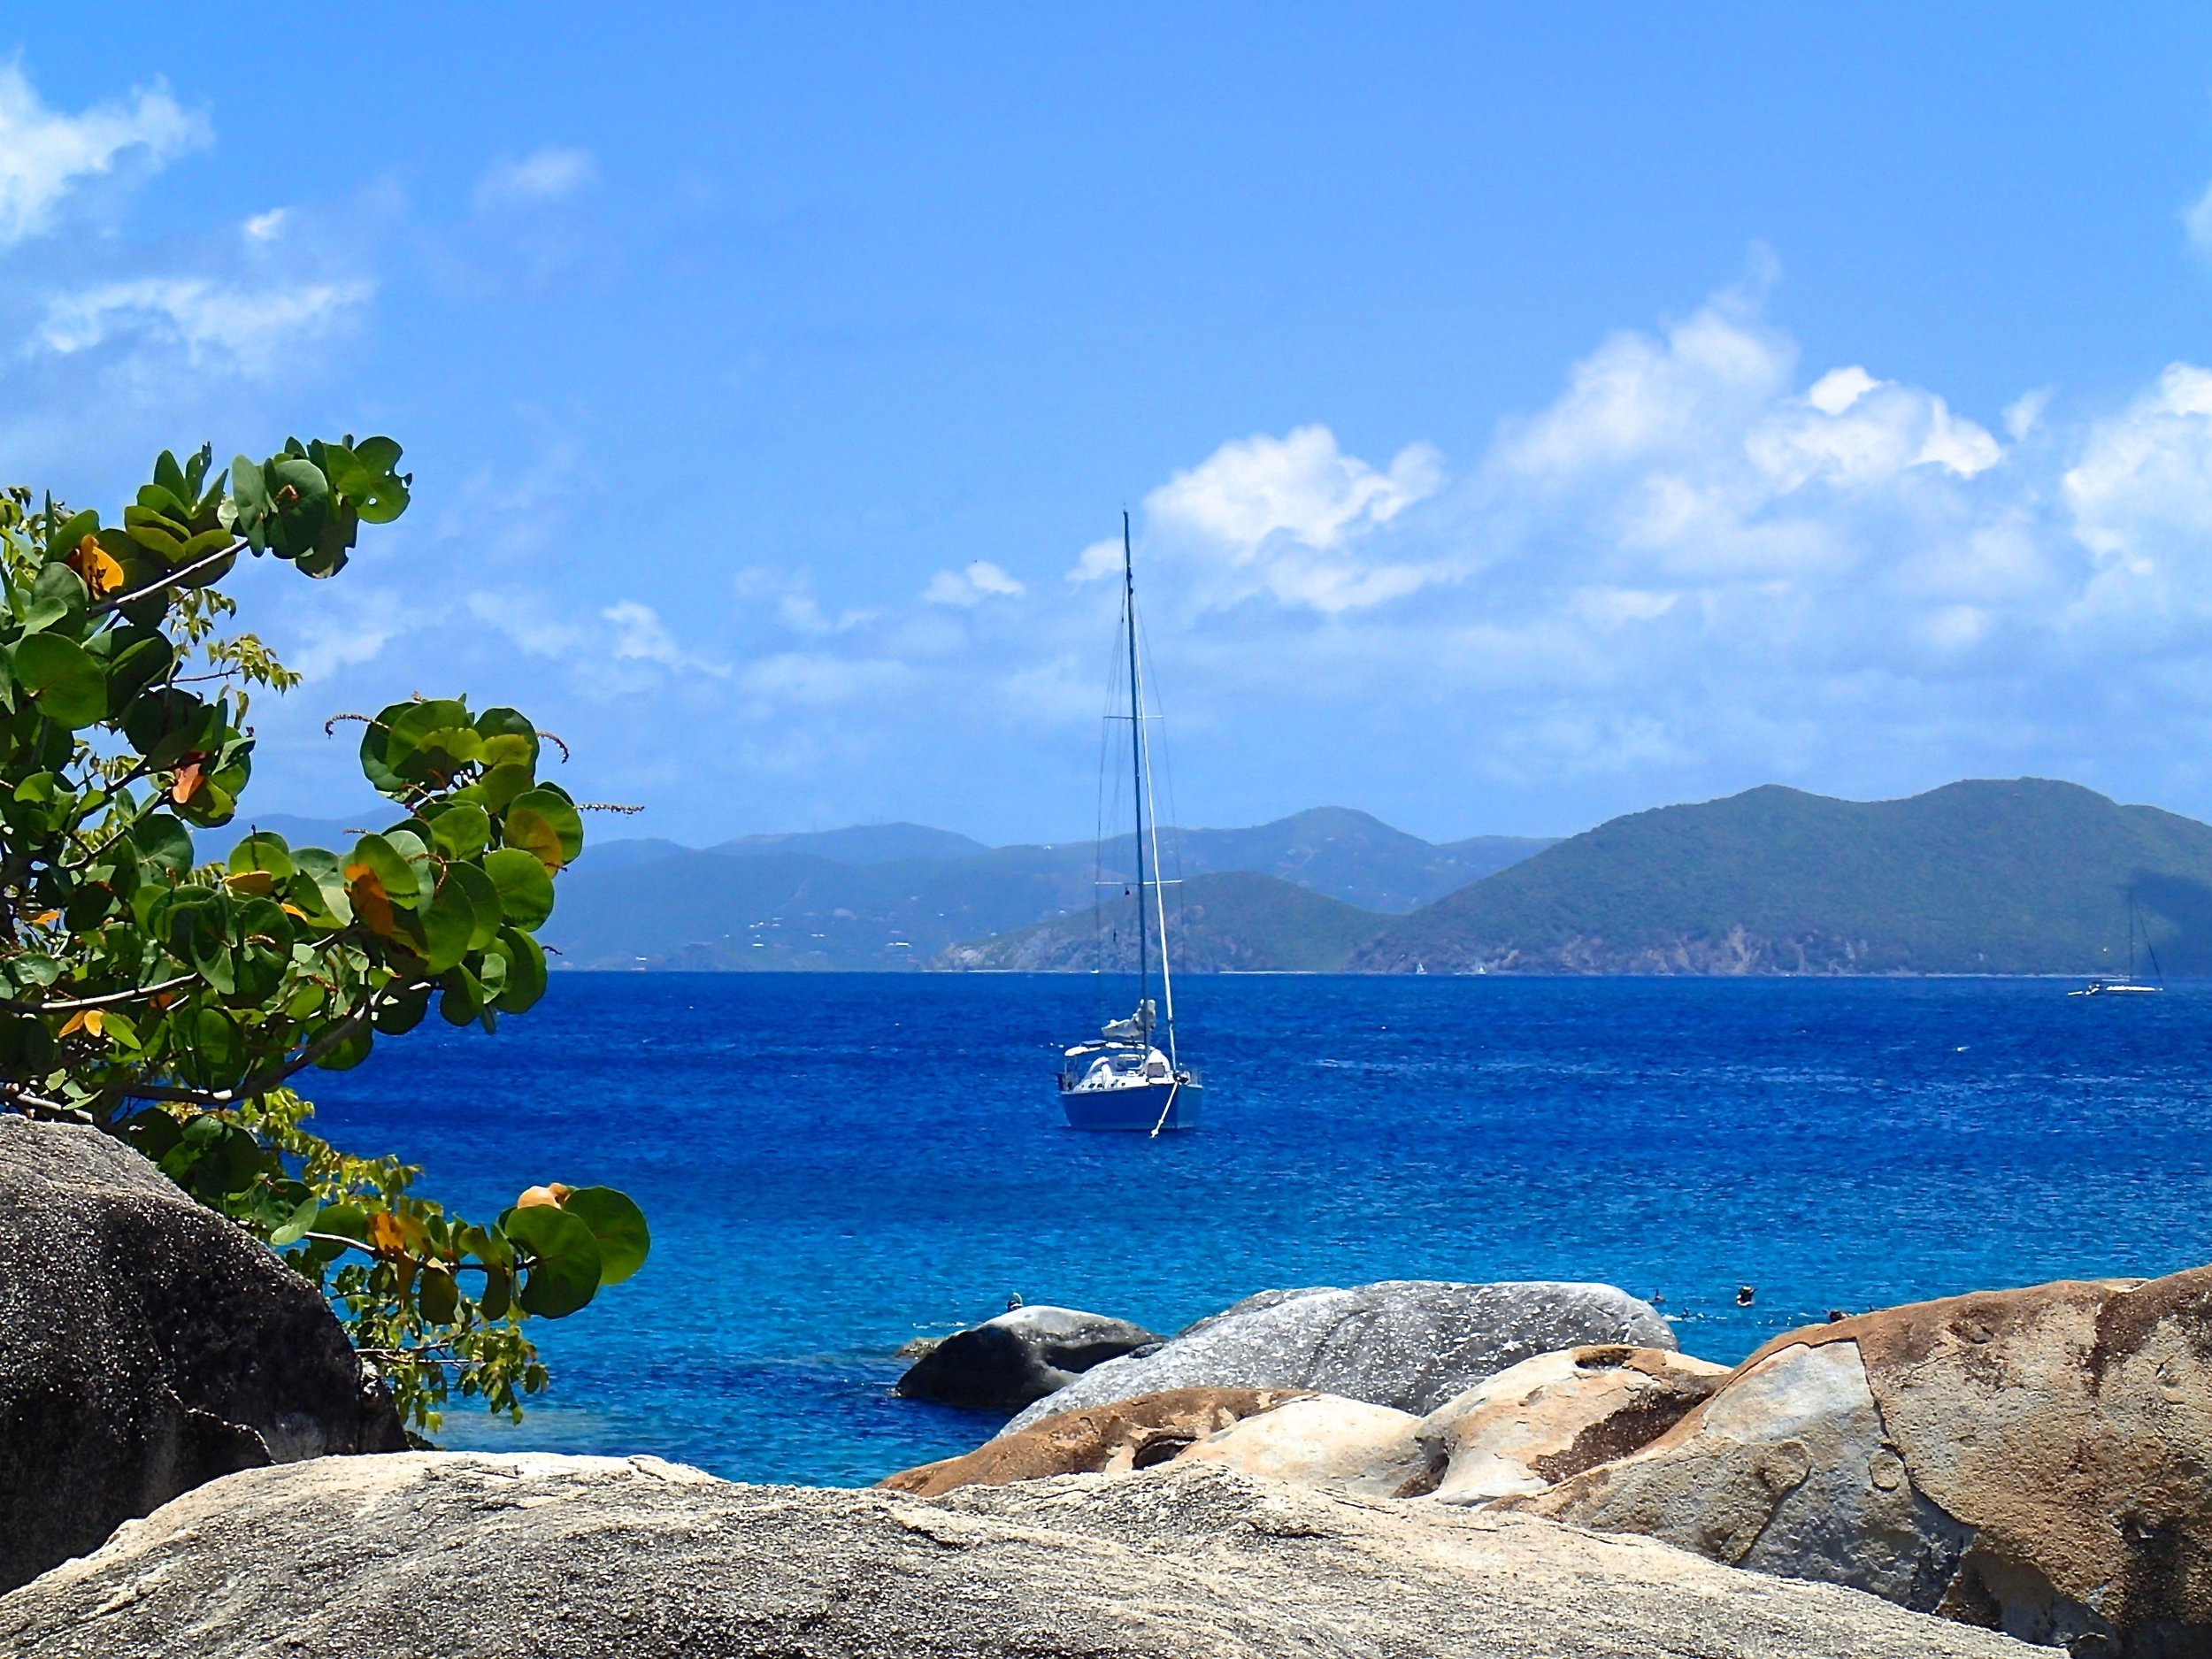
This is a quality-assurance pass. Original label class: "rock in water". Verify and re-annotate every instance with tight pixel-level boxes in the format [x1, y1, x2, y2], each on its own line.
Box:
[880, 1386, 1309, 1495]
[895, 1304, 1164, 1410]
[0, 1453, 2042, 1658]
[0, 1117, 404, 1594]
[1514, 1266, 2212, 1655]
[1002, 1279, 1675, 1433]
[1420, 1344, 1730, 1504]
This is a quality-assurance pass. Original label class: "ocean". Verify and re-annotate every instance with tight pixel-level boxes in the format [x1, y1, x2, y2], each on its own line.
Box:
[308, 972, 2212, 1487]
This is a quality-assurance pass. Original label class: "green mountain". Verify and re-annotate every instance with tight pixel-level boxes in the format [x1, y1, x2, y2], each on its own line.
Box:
[1353, 779, 2212, 975]
[539, 808, 1547, 970]
[937, 872, 1382, 972]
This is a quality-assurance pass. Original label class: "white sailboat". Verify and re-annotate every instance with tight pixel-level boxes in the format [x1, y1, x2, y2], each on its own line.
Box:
[1056, 513, 1202, 1133]
[2070, 895, 2164, 996]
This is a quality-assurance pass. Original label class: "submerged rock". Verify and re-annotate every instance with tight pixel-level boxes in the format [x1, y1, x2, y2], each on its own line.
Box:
[1421, 1344, 1730, 1505]
[0, 1452, 2042, 1658]
[880, 1386, 1307, 1495]
[0, 1117, 403, 1594]
[1514, 1266, 2212, 1655]
[895, 1304, 1163, 1410]
[1002, 1279, 1676, 1432]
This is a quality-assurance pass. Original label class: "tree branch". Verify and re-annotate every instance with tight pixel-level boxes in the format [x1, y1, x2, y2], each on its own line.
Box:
[87, 540, 246, 618]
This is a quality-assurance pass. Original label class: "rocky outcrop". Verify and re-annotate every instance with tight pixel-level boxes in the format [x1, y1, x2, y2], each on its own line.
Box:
[1515, 1268, 2212, 1655]
[1421, 1344, 1730, 1504]
[0, 1117, 404, 1594]
[1177, 1394, 1432, 1498]
[0, 1452, 2043, 1658]
[895, 1304, 1162, 1410]
[1002, 1279, 1675, 1432]
[880, 1386, 1308, 1495]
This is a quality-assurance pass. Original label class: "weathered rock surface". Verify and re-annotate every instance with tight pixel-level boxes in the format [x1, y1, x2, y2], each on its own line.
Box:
[1516, 1267, 2212, 1655]
[895, 1303, 1162, 1410]
[1422, 1343, 1730, 1504]
[0, 1451, 2044, 1658]
[1002, 1279, 1676, 1432]
[0, 1116, 404, 1594]
[1176, 1393, 1432, 1497]
[880, 1386, 1307, 1495]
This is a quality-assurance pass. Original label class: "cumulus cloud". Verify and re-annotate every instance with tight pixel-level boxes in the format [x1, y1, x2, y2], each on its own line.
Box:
[35, 276, 373, 375]
[923, 560, 1025, 606]
[0, 64, 207, 245]
[1133, 424, 1445, 612]
[477, 146, 597, 207]
[242, 207, 288, 242]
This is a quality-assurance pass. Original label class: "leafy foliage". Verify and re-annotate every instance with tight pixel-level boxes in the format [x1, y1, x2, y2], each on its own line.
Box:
[0, 440, 645, 1432]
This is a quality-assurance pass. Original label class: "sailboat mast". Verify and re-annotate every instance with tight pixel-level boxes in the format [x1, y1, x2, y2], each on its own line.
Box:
[1124, 512, 1148, 1043]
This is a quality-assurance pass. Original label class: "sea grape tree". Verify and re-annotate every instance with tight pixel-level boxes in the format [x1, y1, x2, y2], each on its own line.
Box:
[0, 437, 644, 1431]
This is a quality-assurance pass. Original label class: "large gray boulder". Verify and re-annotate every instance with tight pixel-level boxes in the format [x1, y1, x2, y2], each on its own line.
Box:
[0, 1116, 403, 1594]
[895, 1304, 1162, 1410]
[0, 1451, 2042, 1657]
[1512, 1265, 2212, 1655]
[1002, 1279, 1676, 1433]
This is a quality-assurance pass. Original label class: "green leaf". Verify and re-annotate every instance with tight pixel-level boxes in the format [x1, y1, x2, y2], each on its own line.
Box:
[483, 847, 555, 928]
[502, 1203, 603, 1317]
[22, 561, 87, 634]
[13, 634, 108, 729]
[427, 801, 490, 860]
[562, 1187, 649, 1285]
[420, 874, 479, 974]
[227, 831, 295, 882]
[313, 1023, 373, 1071]
[492, 926, 548, 1012]
[503, 788, 583, 870]
[267, 1194, 320, 1248]
[417, 1263, 459, 1325]
[439, 964, 484, 1025]
[448, 860, 503, 950]
[346, 832, 419, 907]
[131, 811, 195, 875]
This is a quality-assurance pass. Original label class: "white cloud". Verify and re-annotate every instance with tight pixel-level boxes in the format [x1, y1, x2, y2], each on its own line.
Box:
[923, 559, 1025, 606]
[1137, 425, 1446, 612]
[477, 146, 597, 207]
[603, 600, 728, 675]
[2185, 180, 2212, 257]
[35, 276, 372, 375]
[0, 63, 207, 246]
[242, 207, 288, 242]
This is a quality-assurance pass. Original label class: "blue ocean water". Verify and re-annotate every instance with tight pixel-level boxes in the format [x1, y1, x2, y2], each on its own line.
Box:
[306, 973, 2212, 1487]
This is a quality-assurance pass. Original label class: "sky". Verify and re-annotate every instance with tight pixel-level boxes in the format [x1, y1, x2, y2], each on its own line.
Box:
[11, 6, 2212, 844]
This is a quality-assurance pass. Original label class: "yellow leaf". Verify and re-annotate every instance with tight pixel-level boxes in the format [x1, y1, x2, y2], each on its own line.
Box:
[224, 869, 277, 897]
[343, 863, 394, 938]
[368, 1213, 407, 1256]
[66, 534, 125, 598]
[280, 902, 309, 919]
[30, 910, 58, 926]
[58, 1010, 104, 1039]
[515, 1182, 572, 1210]
[171, 762, 203, 805]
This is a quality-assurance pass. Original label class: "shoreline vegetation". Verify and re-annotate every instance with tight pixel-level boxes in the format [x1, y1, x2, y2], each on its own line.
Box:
[219, 776, 2212, 977]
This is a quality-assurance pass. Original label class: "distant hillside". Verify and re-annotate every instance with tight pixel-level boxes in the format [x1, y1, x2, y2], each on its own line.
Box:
[710, 823, 993, 864]
[541, 807, 1545, 970]
[1354, 779, 2212, 975]
[937, 872, 1384, 972]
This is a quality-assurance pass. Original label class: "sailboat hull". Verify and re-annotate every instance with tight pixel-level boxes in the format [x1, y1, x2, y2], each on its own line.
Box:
[1061, 1079, 1202, 1133]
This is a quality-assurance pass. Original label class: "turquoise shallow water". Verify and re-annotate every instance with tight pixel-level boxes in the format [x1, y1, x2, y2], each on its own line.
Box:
[305, 972, 2212, 1486]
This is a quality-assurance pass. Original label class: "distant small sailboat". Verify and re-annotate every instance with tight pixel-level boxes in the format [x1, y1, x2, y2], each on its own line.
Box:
[2070, 895, 2164, 996]
[1056, 513, 1202, 1133]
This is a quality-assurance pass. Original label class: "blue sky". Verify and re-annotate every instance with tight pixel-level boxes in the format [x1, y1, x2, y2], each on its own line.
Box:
[12, 7, 2212, 842]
